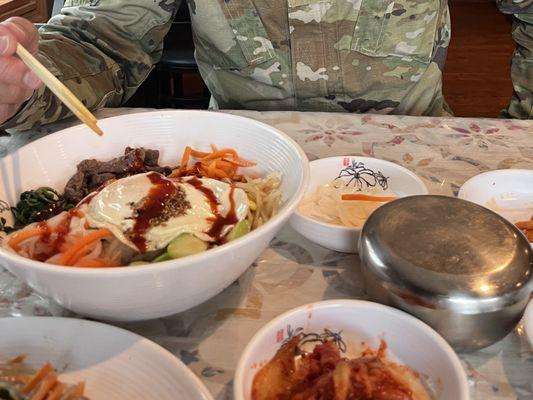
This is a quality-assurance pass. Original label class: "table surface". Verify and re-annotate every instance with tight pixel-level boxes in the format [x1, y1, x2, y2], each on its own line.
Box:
[0, 108, 532, 400]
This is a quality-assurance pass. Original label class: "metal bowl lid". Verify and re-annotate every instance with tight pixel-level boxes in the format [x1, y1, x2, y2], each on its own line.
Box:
[360, 195, 532, 301]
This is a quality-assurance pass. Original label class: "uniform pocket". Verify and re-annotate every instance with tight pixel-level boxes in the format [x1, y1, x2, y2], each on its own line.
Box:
[211, 0, 277, 69]
[351, 0, 440, 63]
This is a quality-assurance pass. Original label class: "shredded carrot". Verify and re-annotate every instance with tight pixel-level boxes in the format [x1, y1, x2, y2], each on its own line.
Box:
[30, 371, 58, 400]
[8, 354, 27, 363]
[208, 160, 217, 177]
[191, 149, 209, 158]
[13, 360, 85, 399]
[64, 226, 109, 264]
[173, 145, 255, 181]
[200, 168, 213, 179]
[215, 159, 235, 172]
[214, 169, 228, 179]
[57, 229, 112, 266]
[8, 226, 48, 252]
[221, 157, 256, 167]
[75, 257, 121, 268]
[341, 194, 397, 202]
[180, 146, 192, 172]
[46, 382, 64, 400]
[8, 209, 86, 254]
[65, 245, 93, 267]
[22, 362, 53, 394]
[202, 149, 239, 161]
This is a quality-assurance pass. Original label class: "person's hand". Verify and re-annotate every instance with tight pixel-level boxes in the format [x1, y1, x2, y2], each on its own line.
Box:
[0, 17, 41, 125]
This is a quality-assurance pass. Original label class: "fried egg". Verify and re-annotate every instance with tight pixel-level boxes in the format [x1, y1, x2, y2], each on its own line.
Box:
[81, 172, 249, 252]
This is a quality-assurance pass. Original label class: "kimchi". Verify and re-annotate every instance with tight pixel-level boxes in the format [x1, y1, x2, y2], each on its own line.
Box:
[252, 336, 432, 400]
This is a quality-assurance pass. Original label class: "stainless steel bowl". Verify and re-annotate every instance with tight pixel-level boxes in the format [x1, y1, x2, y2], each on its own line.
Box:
[359, 195, 533, 351]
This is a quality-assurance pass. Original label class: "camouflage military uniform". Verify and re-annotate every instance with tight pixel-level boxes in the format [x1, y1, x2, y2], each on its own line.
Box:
[2, 0, 532, 132]
[497, 0, 533, 119]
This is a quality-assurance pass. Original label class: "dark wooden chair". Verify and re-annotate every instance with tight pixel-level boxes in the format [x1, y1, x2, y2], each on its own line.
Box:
[127, 2, 210, 109]
[154, 2, 210, 109]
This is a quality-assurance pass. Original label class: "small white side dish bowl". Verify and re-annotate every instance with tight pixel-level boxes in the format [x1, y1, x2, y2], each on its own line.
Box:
[458, 169, 533, 247]
[524, 299, 533, 348]
[289, 156, 428, 253]
[0, 317, 213, 400]
[234, 300, 469, 400]
[0, 110, 308, 321]
[458, 169, 533, 223]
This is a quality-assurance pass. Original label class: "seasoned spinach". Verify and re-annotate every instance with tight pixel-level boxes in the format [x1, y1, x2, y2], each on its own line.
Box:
[10, 187, 72, 230]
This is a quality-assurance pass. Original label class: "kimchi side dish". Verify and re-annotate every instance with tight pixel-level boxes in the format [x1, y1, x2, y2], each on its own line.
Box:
[252, 335, 432, 400]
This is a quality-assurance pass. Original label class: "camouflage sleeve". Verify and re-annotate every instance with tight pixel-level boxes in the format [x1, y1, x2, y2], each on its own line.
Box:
[496, 0, 533, 119]
[1, 0, 179, 132]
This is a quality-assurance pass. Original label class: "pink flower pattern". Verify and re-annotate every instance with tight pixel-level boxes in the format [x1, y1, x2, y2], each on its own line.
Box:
[298, 118, 364, 147]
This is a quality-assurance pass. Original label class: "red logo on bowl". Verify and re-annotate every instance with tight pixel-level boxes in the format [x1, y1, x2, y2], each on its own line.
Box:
[276, 329, 284, 343]
[343, 158, 350, 166]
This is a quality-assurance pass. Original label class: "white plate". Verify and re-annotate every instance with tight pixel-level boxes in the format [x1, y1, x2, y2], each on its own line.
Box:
[0, 317, 213, 400]
[0, 110, 308, 320]
[290, 156, 428, 253]
[525, 299, 533, 348]
[458, 169, 533, 246]
[234, 300, 469, 400]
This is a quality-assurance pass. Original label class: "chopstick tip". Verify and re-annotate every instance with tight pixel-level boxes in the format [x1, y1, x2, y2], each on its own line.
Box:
[92, 123, 104, 136]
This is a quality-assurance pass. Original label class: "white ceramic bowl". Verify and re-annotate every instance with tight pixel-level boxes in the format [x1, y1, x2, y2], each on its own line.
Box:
[0, 110, 309, 321]
[0, 317, 213, 399]
[458, 169, 532, 247]
[234, 300, 469, 400]
[524, 299, 533, 348]
[289, 156, 428, 253]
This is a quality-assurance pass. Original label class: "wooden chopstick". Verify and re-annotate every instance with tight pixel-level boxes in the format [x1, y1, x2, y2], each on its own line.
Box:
[15, 43, 103, 136]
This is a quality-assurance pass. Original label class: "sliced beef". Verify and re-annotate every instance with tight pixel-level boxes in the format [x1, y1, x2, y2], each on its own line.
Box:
[63, 147, 172, 204]
[63, 171, 85, 205]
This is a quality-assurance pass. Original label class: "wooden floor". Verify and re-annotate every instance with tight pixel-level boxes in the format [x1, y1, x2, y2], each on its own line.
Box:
[443, 0, 515, 117]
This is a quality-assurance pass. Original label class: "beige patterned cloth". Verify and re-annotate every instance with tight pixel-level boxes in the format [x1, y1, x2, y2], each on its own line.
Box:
[0, 108, 532, 399]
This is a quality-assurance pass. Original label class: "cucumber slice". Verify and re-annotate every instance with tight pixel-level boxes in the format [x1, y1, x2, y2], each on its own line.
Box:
[167, 234, 208, 259]
[152, 252, 172, 263]
[227, 219, 251, 242]
[129, 261, 149, 266]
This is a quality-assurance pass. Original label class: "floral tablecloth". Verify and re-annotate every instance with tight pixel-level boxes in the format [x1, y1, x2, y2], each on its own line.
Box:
[0, 108, 532, 400]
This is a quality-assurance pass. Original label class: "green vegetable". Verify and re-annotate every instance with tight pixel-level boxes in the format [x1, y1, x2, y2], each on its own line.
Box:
[152, 252, 172, 263]
[227, 219, 251, 242]
[167, 234, 208, 259]
[129, 261, 150, 266]
[10, 187, 72, 230]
